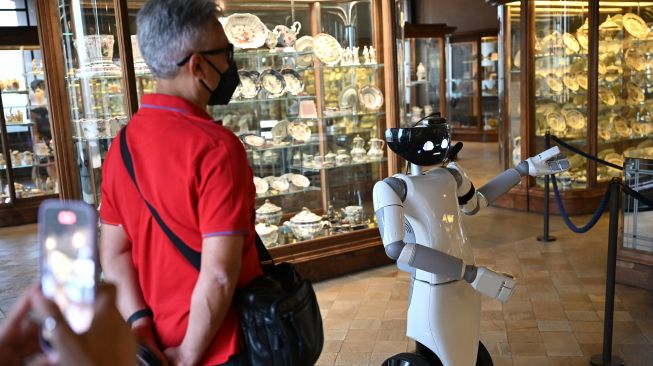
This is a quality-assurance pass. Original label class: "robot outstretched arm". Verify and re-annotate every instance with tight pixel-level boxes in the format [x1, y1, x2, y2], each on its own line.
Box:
[448, 146, 570, 213]
[373, 179, 515, 302]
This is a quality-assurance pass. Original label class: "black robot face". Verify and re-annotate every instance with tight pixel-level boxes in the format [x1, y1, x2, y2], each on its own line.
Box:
[385, 116, 451, 166]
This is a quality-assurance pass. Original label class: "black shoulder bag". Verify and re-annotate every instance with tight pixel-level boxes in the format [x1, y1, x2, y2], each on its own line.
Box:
[119, 125, 324, 366]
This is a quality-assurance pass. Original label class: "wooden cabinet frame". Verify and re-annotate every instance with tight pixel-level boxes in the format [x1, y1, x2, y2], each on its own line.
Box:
[37, 0, 400, 281]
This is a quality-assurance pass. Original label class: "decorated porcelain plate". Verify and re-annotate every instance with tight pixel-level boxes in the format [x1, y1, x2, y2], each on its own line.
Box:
[271, 177, 290, 192]
[253, 176, 269, 195]
[623, 13, 649, 39]
[612, 117, 631, 137]
[358, 85, 384, 110]
[223, 13, 268, 49]
[546, 75, 564, 94]
[259, 69, 286, 97]
[271, 120, 289, 140]
[562, 74, 579, 92]
[295, 36, 314, 68]
[241, 134, 266, 148]
[599, 87, 616, 106]
[338, 86, 358, 110]
[627, 82, 645, 104]
[564, 109, 586, 130]
[576, 31, 589, 51]
[237, 70, 260, 99]
[546, 112, 566, 132]
[290, 174, 310, 188]
[281, 68, 304, 95]
[633, 122, 653, 136]
[288, 121, 311, 142]
[576, 73, 588, 90]
[562, 33, 580, 54]
[625, 48, 646, 71]
[313, 33, 342, 66]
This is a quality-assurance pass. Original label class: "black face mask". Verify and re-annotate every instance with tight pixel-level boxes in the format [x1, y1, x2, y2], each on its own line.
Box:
[200, 57, 240, 106]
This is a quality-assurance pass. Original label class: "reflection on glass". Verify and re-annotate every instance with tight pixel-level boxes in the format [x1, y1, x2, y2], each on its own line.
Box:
[448, 41, 479, 128]
[0, 47, 57, 201]
[481, 36, 500, 131]
[505, 3, 522, 168]
[405, 38, 442, 124]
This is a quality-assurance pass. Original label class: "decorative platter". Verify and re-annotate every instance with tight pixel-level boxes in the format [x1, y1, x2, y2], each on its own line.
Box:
[288, 121, 311, 142]
[223, 13, 268, 49]
[623, 13, 649, 39]
[564, 109, 586, 130]
[599, 87, 616, 106]
[562, 74, 579, 92]
[295, 36, 314, 68]
[259, 69, 286, 97]
[338, 86, 358, 110]
[241, 134, 266, 148]
[281, 68, 304, 96]
[546, 112, 566, 132]
[237, 70, 260, 99]
[358, 85, 384, 110]
[562, 33, 580, 54]
[313, 33, 342, 66]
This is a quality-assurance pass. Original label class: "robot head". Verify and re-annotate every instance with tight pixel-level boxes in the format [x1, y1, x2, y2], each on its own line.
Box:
[385, 113, 451, 166]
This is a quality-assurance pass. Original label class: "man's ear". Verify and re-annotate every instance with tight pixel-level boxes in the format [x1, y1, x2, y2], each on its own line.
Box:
[187, 53, 206, 79]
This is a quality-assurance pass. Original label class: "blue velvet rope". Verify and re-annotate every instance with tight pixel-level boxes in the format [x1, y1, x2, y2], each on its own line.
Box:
[551, 175, 611, 233]
[550, 135, 623, 171]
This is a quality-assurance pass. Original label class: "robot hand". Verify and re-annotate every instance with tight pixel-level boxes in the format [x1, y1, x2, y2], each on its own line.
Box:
[525, 146, 570, 177]
[469, 267, 516, 302]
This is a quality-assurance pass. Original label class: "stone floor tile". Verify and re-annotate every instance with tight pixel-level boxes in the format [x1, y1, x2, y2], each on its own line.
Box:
[508, 330, 542, 344]
[315, 352, 337, 366]
[565, 310, 600, 321]
[510, 342, 547, 356]
[511, 355, 550, 366]
[538, 320, 572, 332]
[541, 332, 583, 356]
[371, 340, 409, 354]
[548, 356, 590, 366]
[334, 351, 371, 366]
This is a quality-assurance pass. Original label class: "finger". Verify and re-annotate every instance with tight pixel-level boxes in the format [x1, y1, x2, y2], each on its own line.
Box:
[536, 146, 561, 162]
[25, 354, 52, 366]
[1, 284, 39, 331]
[29, 291, 89, 364]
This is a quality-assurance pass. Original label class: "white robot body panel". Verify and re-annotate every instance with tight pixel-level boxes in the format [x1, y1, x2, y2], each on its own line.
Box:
[407, 279, 481, 366]
[397, 170, 475, 285]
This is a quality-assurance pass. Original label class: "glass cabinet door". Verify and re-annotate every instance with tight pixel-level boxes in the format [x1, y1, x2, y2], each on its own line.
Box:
[447, 40, 479, 129]
[480, 36, 499, 131]
[56, 0, 129, 205]
[213, 0, 387, 247]
[405, 38, 443, 123]
[0, 47, 57, 203]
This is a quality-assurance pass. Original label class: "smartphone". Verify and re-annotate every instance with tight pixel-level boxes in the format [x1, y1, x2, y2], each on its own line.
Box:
[39, 199, 98, 334]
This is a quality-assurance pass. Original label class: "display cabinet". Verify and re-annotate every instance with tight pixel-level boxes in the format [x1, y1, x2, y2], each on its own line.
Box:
[0, 16, 58, 227]
[494, 0, 653, 214]
[446, 29, 501, 142]
[401, 23, 455, 126]
[38, 0, 400, 280]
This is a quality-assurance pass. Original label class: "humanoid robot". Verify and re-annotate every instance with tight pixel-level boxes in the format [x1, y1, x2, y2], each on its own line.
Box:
[374, 114, 569, 366]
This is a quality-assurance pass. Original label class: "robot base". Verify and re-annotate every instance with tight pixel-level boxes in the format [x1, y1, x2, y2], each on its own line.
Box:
[381, 341, 493, 366]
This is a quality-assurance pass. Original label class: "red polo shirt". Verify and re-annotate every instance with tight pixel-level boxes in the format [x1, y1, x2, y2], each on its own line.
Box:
[100, 94, 261, 365]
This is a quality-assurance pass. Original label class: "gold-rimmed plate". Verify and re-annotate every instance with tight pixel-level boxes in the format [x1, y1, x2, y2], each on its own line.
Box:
[623, 13, 649, 39]
[313, 33, 342, 66]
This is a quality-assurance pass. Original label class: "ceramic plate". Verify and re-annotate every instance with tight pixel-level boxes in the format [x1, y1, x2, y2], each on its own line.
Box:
[241, 134, 266, 147]
[633, 122, 653, 136]
[338, 86, 358, 110]
[313, 33, 342, 66]
[599, 87, 616, 106]
[253, 177, 269, 195]
[290, 174, 310, 188]
[564, 109, 586, 129]
[546, 112, 566, 132]
[575, 74, 588, 90]
[358, 85, 384, 110]
[562, 33, 580, 54]
[271, 120, 289, 139]
[271, 177, 290, 191]
[295, 36, 314, 68]
[259, 69, 286, 97]
[223, 13, 268, 49]
[612, 117, 631, 137]
[576, 31, 589, 51]
[627, 82, 645, 104]
[237, 70, 260, 99]
[546, 75, 563, 94]
[288, 121, 311, 142]
[623, 13, 649, 39]
[625, 48, 646, 71]
[281, 68, 304, 96]
[562, 74, 579, 92]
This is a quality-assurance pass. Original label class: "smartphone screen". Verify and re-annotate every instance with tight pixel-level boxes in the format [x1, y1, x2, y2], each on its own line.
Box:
[39, 199, 98, 334]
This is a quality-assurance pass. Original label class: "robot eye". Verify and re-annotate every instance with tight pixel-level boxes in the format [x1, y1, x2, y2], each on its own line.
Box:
[441, 139, 449, 149]
[423, 141, 435, 151]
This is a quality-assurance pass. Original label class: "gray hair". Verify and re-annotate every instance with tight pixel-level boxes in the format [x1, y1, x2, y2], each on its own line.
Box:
[137, 0, 220, 79]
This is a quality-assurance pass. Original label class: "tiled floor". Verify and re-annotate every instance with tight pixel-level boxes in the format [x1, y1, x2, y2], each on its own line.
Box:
[1, 143, 652, 366]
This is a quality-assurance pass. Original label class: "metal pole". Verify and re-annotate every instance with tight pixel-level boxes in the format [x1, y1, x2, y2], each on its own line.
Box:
[538, 131, 556, 242]
[590, 179, 624, 366]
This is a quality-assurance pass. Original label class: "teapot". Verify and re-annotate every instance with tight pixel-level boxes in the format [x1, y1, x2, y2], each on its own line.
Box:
[350, 134, 367, 163]
[341, 205, 363, 224]
[335, 149, 351, 166]
[274, 21, 301, 48]
[284, 207, 325, 240]
[255, 223, 279, 248]
[367, 138, 385, 160]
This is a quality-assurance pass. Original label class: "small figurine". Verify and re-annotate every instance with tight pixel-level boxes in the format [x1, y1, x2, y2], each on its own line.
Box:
[369, 46, 377, 64]
[363, 46, 370, 64]
[416, 62, 427, 81]
[352, 46, 360, 65]
[341, 47, 352, 66]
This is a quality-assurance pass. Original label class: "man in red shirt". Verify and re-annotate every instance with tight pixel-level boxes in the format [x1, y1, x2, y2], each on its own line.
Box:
[99, 1, 261, 365]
